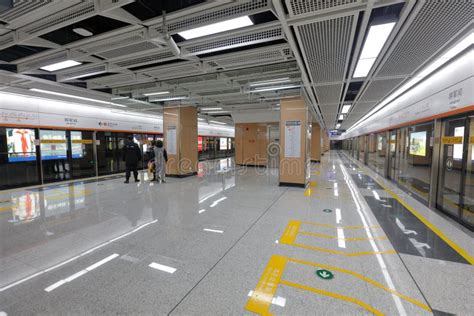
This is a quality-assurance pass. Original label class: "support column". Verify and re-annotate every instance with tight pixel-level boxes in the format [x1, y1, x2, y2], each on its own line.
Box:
[311, 123, 321, 163]
[234, 123, 269, 167]
[163, 106, 198, 177]
[279, 97, 310, 188]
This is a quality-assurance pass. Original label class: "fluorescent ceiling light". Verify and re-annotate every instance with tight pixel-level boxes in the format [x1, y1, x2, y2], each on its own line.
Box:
[29, 88, 126, 107]
[339, 114, 344, 120]
[150, 96, 188, 102]
[111, 96, 129, 100]
[347, 32, 473, 133]
[200, 107, 223, 111]
[251, 85, 300, 93]
[207, 111, 229, 114]
[353, 22, 396, 78]
[198, 118, 205, 121]
[64, 70, 106, 80]
[40, 60, 82, 72]
[210, 121, 226, 125]
[341, 104, 351, 114]
[73, 28, 93, 37]
[143, 91, 170, 96]
[336, 123, 341, 129]
[249, 77, 290, 87]
[178, 16, 253, 40]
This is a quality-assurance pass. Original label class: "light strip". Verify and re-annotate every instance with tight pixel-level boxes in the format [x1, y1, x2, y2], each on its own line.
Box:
[200, 107, 223, 111]
[341, 104, 351, 114]
[347, 32, 473, 133]
[339, 114, 344, 121]
[143, 91, 170, 96]
[149, 262, 177, 274]
[251, 85, 300, 93]
[203, 228, 224, 233]
[29, 88, 127, 108]
[40, 60, 82, 72]
[63, 70, 106, 80]
[178, 16, 253, 40]
[353, 22, 396, 78]
[111, 96, 129, 100]
[149, 96, 188, 102]
[249, 77, 290, 86]
[210, 120, 227, 125]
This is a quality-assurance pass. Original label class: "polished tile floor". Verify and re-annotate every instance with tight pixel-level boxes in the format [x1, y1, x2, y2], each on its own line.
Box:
[0, 153, 473, 315]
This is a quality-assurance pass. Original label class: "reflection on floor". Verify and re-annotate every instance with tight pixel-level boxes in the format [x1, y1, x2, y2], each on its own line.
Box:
[0, 155, 473, 315]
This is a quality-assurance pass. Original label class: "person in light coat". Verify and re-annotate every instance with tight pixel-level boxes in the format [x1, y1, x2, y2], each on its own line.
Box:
[153, 140, 167, 183]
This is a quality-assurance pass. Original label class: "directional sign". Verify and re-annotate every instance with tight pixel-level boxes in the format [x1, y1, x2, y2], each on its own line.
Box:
[322, 209, 332, 213]
[315, 269, 334, 280]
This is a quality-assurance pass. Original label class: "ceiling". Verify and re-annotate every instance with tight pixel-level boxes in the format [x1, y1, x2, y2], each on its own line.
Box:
[0, 0, 471, 130]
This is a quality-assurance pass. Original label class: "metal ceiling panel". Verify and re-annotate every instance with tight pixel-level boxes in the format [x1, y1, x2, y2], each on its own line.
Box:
[314, 83, 343, 105]
[97, 41, 160, 59]
[357, 78, 404, 103]
[286, 0, 360, 17]
[17, 51, 68, 72]
[296, 15, 354, 84]
[58, 64, 107, 81]
[378, 1, 472, 77]
[0, 0, 52, 23]
[113, 50, 175, 68]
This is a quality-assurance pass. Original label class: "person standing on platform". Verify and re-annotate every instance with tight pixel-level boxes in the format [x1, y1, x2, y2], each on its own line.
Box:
[153, 140, 167, 183]
[122, 135, 142, 183]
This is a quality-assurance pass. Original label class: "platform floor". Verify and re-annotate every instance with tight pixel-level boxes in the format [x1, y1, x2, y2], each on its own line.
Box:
[0, 152, 473, 315]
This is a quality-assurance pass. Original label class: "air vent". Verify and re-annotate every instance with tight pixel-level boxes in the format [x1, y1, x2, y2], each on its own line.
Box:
[114, 50, 175, 68]
[287, 0, 360, 16]
[83, 34, 144, 54]
[98, 42, 159, 59]
[182, 28, 283, 55]
[297, 15, 354, 83]
[60, 65, 107, 81]
[0, 0, 53, 23]
[209, 47, 290, 69]
[19, 51, 68, 71]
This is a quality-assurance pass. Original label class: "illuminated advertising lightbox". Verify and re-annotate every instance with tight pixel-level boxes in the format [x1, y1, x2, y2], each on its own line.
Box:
[409, 131, 427, 156]
[453, 126, 464, 160]
[71, 131, 84, 159]
[219, 137, 228, 150]
[198, 136, 203, 152]
[40, 130, 67, 160]
[6, 128, 37, 162]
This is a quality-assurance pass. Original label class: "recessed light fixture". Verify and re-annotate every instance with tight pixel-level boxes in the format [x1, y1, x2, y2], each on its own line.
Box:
[353, 22, 396, 78]
[29, 88, 127, 107]
[249, 78, 290, 87]
[341, 104, 351, 114]
[73, 28, 93, 37]
[178, 16, 253, 40]
[339, 114, 344, 120]
[143, 91, 170, 96]
[200, 107, 223, 111]
[336, 123, 341, 129]
[40, 60, 82, 72]
[251, 85, 300, 93]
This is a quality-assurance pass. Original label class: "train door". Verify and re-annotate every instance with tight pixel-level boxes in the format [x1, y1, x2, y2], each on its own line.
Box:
[436, 115, 471, 227]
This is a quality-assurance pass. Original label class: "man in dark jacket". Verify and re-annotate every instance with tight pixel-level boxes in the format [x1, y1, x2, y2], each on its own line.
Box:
[122, 135, 142, 183]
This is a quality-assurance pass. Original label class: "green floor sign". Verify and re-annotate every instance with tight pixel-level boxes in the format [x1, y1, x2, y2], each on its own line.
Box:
[316, 269, 334, 280]
[322, 209, 332, 213]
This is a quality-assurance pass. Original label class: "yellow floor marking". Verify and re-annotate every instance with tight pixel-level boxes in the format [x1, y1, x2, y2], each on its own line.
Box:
[280, 279, 383, 316]
[312, 171, 320, 175]
[288, 257, 431, 312]
[279, 220, 301, 245]
[304, 187, 313, 197]
[372, 178, 474, 265]
[301, 220, 380, 230]
[310, 181, 317, 187]
[245, 255, 287, 315]
[299, 231, 388, 241]
[287, 242, 397, 256]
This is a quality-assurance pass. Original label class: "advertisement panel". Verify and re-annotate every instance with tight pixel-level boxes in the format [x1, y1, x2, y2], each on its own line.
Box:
[6, 128, 36, 162]
[409, 131, 427, 156]
[40, 130, 67, 160]
[198, 136, 203, 152]
[219, 137, 228, 150]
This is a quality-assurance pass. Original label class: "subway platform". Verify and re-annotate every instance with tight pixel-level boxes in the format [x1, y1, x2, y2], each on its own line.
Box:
[0, 153, 473, 315]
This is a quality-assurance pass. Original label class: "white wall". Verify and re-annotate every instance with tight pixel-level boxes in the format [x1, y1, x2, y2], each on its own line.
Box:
[341, 49, 473, 139]
[0, 91, 234, 137]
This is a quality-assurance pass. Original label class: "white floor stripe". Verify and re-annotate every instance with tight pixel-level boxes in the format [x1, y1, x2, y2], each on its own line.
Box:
[203, 228, 224, 233]
[44, 253, 120, 293]
[149, 262, 177, 274]
[248, 291, 286, 307]
[335, 208, 342, 224]
[336, 227, 346, 248]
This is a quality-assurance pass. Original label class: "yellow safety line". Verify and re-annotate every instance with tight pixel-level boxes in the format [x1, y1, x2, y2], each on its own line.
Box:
[301, 220, 380, 230]
[245, 255, 287, 315]
[372, 178, 474, 265]
[279, 279, 383, 316]
[299, 231, 388, 241]
[279, 220, 301, 245]
[304, 187, 313, 197]
[286, 242, 396, 257]
[310, 181, 317, 187]
[287, 257, 431, 312]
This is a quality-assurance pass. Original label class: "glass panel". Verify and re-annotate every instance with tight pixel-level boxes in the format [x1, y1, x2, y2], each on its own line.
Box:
[437, 118, 465, 216]
[462, 117, 474, 227]
[70, 131, 96, 179]
[398, 123, 433, 204]
[97, 132, 118, 175]
[368, 134, 376, 169]
[374, 133, 387, 175]
[0, 127, 40, 189]
[389, 131, 397, 179]
[358, 136, 365, 163]
[40, 129, 71, 183]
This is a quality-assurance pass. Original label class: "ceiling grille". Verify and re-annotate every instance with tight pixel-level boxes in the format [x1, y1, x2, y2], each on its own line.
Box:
[209, 48, 290, 69]
[314, 83, 343, 106]
[378, 1, 473, 77]
[0, 0, 53, 22]
[357, 78, 404, 103]
[114, 51, 175, 68]
[60, 64, 107, 80]
[98, 42, 159, 59]
[83, 34, 144, 55]
[297, 15, 354, 83]
[287, 0, 360, 16]
[19, 51, 68, 70]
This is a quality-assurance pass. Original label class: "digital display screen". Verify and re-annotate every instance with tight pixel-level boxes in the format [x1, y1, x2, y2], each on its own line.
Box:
[409, 131, 427, 156]
[7, 128, 37, 162]
[71, 131, 84, 159]
[453, 126, 464, 160]
[40, 130, 67, 160]
[219, 138, 228, 150]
